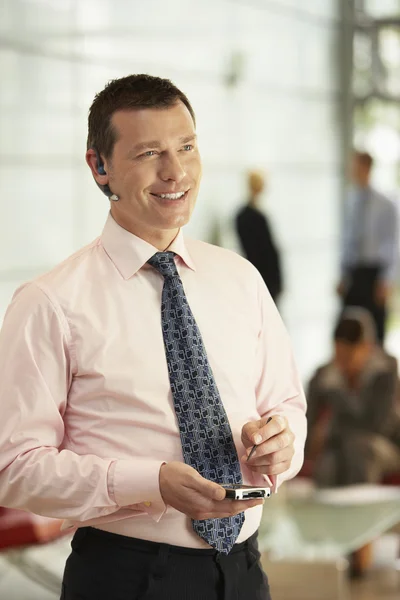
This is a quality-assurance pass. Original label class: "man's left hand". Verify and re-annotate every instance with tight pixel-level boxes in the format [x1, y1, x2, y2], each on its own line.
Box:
[241, 416, 295, 476]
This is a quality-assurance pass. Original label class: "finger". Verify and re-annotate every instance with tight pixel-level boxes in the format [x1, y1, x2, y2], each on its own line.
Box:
[241, 419, 265, 447]
[186, 472, 226, 501]
[242, 416, 287, 447]
[255, 416, 287, 444]
[243, 446, 294, 466]
[247, 460, 292, 476]
[245, 429, 294, 458]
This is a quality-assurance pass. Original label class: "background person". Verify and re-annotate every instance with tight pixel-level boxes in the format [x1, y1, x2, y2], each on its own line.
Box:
[337, 150, 399, 344]
[236, 170, 284, 304]
[306, 308, 400, 488]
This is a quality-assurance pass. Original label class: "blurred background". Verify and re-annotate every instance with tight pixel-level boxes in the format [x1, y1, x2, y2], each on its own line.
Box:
[1, 0, 400, 599]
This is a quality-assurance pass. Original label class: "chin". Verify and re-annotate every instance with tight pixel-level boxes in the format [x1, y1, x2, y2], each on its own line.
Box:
[162, 214, 192, 229]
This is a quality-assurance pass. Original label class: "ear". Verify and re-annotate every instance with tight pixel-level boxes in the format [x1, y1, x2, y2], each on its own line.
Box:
[86, 148, 109, 186]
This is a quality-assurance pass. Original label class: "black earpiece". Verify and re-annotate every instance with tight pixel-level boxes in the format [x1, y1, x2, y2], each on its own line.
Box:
[93, 148, 106, 175]
[91, 147, 119, 201]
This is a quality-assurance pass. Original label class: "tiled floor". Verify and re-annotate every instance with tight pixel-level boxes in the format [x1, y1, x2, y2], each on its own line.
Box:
[349, 536, 400, 600]
[350, 570, 400, 600]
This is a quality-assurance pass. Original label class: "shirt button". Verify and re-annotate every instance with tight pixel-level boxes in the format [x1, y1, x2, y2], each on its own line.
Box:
[144, 501, 152, 507]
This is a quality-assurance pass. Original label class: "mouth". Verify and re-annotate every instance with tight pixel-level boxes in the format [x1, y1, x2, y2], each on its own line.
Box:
[150, 190, 189, 202]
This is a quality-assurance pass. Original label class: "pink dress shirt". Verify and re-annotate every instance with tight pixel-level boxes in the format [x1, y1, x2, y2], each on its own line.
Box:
[0, 214, 307, 549]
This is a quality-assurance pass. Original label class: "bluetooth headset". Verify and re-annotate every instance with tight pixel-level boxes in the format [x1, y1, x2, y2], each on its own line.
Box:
[92, 148, 119, 202]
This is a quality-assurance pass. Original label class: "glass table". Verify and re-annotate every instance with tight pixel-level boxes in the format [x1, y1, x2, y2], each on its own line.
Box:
[258, 482, 400, 599]
[259, 482, 400, 559]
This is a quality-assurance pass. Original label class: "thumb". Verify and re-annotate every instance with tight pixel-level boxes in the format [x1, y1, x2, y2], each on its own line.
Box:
[242, 419, 264, 447]
[190, 472, 226, 501]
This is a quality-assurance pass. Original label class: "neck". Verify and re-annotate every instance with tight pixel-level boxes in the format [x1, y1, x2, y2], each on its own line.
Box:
[357, 180, 370, 189]
[110, 210, 179, 250]
[248, 195, 258, 208]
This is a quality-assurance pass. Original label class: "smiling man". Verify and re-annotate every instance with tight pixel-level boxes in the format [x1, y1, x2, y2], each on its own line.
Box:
[0, 75, 306, 600]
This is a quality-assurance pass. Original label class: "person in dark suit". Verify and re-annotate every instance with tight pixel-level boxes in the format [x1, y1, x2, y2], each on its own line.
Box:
[236, 171, 283, 303]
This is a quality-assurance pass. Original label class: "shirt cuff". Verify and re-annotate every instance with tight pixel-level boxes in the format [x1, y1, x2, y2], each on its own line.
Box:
[108, 459, 167, 522]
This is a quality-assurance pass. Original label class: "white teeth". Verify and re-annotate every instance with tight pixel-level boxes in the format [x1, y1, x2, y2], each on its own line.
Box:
[156, 192, 186, 200]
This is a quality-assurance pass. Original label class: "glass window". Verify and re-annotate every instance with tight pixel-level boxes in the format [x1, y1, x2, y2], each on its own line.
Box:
[353, 31, 374, 97]
[363, 0, 400, 17]
[379, 26, 400, 96]
[354, 100, 400, 190]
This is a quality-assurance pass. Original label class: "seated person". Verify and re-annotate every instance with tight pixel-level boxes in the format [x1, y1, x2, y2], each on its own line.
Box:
[306, 307, 400, 488]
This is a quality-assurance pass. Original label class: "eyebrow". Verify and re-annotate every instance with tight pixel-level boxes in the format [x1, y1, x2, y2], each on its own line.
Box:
[129, 134, 197, 157]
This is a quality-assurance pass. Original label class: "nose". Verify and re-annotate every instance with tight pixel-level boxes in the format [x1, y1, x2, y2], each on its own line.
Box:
[159, 152, 186, 184]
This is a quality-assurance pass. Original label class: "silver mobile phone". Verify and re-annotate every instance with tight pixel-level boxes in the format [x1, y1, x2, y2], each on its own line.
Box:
[221, 484, 271, 500]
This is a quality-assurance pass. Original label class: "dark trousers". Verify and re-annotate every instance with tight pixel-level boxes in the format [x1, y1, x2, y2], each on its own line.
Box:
[342, 265, 386, 344]
[61, 527, 271, 600]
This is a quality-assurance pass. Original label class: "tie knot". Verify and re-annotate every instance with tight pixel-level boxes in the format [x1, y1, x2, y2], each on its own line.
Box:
[148, 252, 178, 278]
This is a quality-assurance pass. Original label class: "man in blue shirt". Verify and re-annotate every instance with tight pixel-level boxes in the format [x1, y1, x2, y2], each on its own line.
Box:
[337, 151, 399, 343]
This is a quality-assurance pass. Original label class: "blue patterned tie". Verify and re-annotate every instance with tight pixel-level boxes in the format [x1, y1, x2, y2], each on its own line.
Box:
[148, 251, 244, 554]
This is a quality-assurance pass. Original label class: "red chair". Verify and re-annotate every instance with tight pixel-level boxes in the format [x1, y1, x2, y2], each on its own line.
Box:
[0, 507, 66, 551]
[382, 472, 400, 486]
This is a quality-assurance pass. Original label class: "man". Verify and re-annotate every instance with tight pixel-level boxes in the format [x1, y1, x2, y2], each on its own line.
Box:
[337, 150, 399, 344]
[306, 308, 400, 488]
[236, 171, 283, 304]
[0, 75, 306, 600]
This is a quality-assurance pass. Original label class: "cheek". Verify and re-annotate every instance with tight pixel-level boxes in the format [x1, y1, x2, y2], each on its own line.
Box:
[120, 163, 151, 188]
[186, 154, 202, 177]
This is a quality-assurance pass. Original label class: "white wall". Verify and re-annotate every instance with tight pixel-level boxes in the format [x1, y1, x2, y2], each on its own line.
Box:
[0, 0, 342, 380]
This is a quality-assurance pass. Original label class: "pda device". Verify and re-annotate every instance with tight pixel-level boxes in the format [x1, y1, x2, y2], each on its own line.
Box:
[221, 484, 271, 500]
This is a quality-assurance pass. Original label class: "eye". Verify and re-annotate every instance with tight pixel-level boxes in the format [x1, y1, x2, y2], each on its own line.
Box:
[139, 150, 157, 158]
[182, 144, 193, 152]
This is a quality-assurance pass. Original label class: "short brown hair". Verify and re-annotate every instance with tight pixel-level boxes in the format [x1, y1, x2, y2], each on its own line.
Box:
[87, 74, 196, 160]
[354, 150, 374, 171]
[334, 308, 376, 344]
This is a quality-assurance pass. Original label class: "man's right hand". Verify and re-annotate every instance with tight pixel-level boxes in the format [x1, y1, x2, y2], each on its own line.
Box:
[159, 462, 263, 520]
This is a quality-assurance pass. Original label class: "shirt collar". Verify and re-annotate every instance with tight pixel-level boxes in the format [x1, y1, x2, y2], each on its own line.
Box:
[100, 213, 196, 280]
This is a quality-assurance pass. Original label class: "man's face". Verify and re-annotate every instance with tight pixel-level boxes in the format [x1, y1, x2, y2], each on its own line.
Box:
[350, 155, 369, 186]
[334, 341, 370, 379]
[99, 102, 201, 247]
[248, 172, 265, 196]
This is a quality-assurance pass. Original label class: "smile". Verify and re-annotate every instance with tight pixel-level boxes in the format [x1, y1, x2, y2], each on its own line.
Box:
[150, 191, 188, 200]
